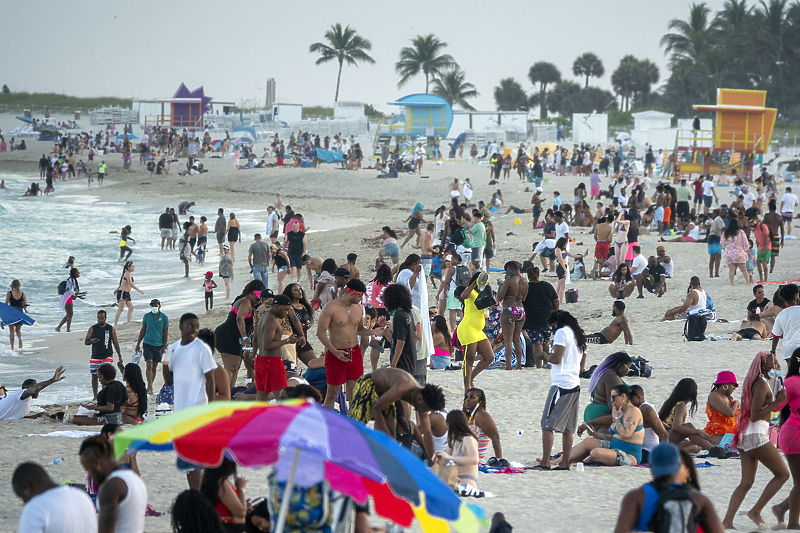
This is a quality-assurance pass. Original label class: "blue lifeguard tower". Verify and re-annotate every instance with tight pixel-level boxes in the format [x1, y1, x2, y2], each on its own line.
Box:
[374, 93, 453, 158]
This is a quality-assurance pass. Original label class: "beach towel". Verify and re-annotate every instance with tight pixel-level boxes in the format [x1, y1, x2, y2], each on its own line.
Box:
[316, 148, 345, 164]
[26, 430, 99, 438]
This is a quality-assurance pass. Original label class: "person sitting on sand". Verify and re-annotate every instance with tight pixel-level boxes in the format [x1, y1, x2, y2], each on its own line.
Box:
[703, 371, 739, 446]
[662, 276, 706, 321]
[120, 363, 147, 425]
[463, 388, 506, 466]
[608, 264, 635, 300]
[72, 363, 128, 426]
[659, 378, 714, 453]
[433, 410, 479, 489]
[581, 351, 632, 427]
[585, 302, 634, 345]
[627, 385, 669, 464]
[553, 384, 644, 467]
[614, 443, 725, 533]
[635, 256, 667, 298]
[731, 315, 769, 341]
[661, 214, 701, 243]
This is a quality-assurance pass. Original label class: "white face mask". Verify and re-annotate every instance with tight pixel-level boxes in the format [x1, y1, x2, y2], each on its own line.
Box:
[151, 307, 160, 314]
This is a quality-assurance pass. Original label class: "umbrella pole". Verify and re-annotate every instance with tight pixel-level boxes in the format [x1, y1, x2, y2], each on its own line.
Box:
[274, 448, 300, 533]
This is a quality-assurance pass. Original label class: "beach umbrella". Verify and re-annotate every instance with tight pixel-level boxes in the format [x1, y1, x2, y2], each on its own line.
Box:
[233, 136, 254, 145]
[0, 303, 35, 327]
[15, 116, 34, 124]
[114, 400, 485, 533]
[115, 133, 139, 140]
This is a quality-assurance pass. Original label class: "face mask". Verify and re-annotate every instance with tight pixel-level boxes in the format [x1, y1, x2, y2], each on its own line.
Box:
[770, 369, 782, 378]
[151, 307, 159, 314]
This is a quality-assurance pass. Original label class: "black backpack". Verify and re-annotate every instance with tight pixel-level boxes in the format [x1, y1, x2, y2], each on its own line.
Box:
[628, 357, 652, 378]
[454, 265, 471, 287]
[683, 313, 707, 341]
[57, 280, 68, 295]
[647, 482, 698, 533]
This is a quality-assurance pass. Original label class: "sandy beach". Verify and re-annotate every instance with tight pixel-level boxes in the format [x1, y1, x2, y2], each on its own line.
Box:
[2, 124, 800, 532]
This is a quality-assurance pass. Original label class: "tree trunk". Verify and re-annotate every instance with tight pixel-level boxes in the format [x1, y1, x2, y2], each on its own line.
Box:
[539, 86, 547, 120]
[335, 58, 344, 102]
[425, 72, 429, 94]
[585, 76, 589, 88]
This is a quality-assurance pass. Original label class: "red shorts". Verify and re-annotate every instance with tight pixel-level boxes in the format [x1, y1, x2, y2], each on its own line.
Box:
[594, 241, 610, 260]
[663, 207, 672, 222]
[325, 345, 364, 386]
[255, 356, 288, 393]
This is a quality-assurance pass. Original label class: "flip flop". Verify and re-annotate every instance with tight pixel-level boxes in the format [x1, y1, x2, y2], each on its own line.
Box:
[552, 466, 570, 471]
[530, 465, 552, 470]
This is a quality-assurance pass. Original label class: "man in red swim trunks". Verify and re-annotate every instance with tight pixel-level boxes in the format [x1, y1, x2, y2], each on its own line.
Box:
[254, 294, 302, 401]
[316, 279, 380, 409]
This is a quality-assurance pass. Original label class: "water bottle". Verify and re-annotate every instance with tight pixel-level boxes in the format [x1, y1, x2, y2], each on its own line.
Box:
[50, 457, 66, 465]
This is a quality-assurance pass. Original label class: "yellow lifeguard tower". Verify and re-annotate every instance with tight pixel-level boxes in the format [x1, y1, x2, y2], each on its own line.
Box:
[673, 89, 777, 178]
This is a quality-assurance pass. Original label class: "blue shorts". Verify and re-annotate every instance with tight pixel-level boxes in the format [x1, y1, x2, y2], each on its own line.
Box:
[703, 196, 713, 208]
[384, 243, 400, 258]
[784, 214, 794, 222]
[540, 248, 555, 259]
[707, 234, 722, 255]
[526, 327, 551, 344]
[288, 254, 302, 268]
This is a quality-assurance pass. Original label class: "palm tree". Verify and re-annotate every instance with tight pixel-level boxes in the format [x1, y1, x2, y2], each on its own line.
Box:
[493, 78, 528, 111]
[754, 0, 790, 109]
[528, 62, 561, 119]
[547, 81, 582, 116]
[611, 56, 638, 111]
[572, 53, 605, 88]
[431, 67, 479, 110]
[660, 3, 714, 69]
[395, 34, 455, 93]
[632, 59, 660, 108]
[309, 24, 375, 102]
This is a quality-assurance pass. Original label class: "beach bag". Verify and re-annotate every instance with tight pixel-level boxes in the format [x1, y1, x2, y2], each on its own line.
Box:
[565, 288, 579, 303]
[57, 280, 68, 295]
[474, 286, 496, 310]
[628, 357, 652, 378]
[647, 482, 697, 533]
[580, 364, 598, 379]
[433, 462, 459, 490]
[684, 313, 707, 341]
[454, 265, 471, 287]
[460, 227, 475, 248]
[268, 472, 332, 532]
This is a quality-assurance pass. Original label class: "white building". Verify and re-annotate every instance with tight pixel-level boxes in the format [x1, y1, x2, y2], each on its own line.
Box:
[631, 110, 676, 150]
[572, 113, 608, 144]
[333, 101, 366, 120]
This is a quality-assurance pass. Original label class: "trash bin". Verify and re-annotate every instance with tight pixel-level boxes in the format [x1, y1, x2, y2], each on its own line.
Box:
[74, 111, 81, 120]
[23, 109, 31, 118]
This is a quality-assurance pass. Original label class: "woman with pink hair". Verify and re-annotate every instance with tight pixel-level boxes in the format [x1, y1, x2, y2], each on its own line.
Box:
[722, 351, 788, 530]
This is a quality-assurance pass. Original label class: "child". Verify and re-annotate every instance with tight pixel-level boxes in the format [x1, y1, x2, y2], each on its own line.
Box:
[746, 239, 756, 283]
[196, 242, 206, 265]
[552, 191, 563, 210]
[203, 271, 217, 311]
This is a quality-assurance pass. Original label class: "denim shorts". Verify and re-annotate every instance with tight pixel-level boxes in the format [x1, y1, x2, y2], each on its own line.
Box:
[384, 243, 400, 258]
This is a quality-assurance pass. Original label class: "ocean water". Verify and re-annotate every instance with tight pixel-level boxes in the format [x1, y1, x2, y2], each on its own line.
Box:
[0, 173, 265, 405]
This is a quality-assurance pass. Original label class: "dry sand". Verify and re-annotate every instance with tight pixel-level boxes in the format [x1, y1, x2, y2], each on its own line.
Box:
[1, 126, 800, 532]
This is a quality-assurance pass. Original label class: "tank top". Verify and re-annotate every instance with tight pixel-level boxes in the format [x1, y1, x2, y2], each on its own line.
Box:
[662, 259, 673, 278]
[468, 422, 491, 463]
[106, 469, 148, 533]
[272, 249, 288, 269]
[91, 323, 114, 359]
[641, 402, 659, 452]
[688, 224, 700, 241]
[7, 291, 24, 309]
[687, 289, 707, 314]
[432, 410, 449, 452]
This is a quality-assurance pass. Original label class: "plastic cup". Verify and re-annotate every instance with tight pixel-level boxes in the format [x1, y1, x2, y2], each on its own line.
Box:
[576, 462, 584, 472]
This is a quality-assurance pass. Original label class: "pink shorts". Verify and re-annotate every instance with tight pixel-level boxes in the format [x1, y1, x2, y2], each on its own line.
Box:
[625, 242, 638, 261]
[780, 421, 800, 455]
[681, 236, 697, 243]
[590, 186, 600, 196]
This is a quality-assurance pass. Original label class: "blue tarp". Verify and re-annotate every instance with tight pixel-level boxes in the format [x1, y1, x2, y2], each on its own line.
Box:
[316, 148, 345, 164]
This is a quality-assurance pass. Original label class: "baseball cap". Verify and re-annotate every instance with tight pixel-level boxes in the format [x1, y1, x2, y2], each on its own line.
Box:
[656, 245, 666, 253]
[205, 271, 213, 276]
[536, 187, 543, 192]
[223, 244, 230, 250]
[334, 267, 350, 278]
[272, 294, 291, 306]
[149, 299, 161, 306]
[650, 443, 681, 478]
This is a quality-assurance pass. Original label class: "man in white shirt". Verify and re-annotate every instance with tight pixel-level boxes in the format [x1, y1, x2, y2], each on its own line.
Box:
[772, 284, 800, 361]
[0, 367, 65, 421]
[630, 246, 648, 277]
[701, 175, 717, 214]
[539, 310, 586, 469]
[781, 187, 798, 235]
[79, 436, 148, 533]
[265, 206, 279, 243]
[163, 313, 216, 488]
[741, 185, 755, 210]
[13, 462, 98, 533]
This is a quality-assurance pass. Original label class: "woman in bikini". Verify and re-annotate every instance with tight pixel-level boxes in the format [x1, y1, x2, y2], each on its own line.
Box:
[659, 377, 714, 453]
[430, 315, 452, 370]
[613, 211, 631, 267]
[401, 202, 426, 249]
[434, 410, 479, 489]
[722, 351, 788, 530]
[227, 212, 241, 262]
[121, 363, 147, 425]
[554, 237, 583, 305]
[702, 371, 739, 446]
[496, 261, 528, 370]
[463, 388, 506, 466]
[113, 261, 143, 327]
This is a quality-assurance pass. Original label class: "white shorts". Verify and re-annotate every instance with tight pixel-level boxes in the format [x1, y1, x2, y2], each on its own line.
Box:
[654, 207, 664, 222]
[160, 228, 172, 239]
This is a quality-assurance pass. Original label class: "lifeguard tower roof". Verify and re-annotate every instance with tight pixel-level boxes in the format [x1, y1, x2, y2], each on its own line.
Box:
[385, 93, 453, 139]
[691, 89, 776, 154]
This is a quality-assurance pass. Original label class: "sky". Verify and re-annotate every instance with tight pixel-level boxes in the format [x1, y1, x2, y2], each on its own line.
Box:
[1, 0, 731, 113]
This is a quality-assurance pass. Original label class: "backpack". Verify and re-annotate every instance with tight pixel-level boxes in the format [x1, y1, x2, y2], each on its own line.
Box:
[684, 313, 707, 341]
[460, 227, 475, 248]
[454, 265, 471, 287]
[450, 227, 464, 246]
[647, 482, 698, 533]
[57, 280, 68, 295]
[628, 356, 652, 378]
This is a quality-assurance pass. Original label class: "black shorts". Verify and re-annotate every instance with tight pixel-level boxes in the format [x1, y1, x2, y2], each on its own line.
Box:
[205, 291, 213, 302]
[676, 201, 690, 219]
[408, 218, 421, 230]
[198, 235, 207, 245]
[270, 230, 279, 240]
[585, 332, 609, 344]
[484, 247, 494, 259]
[644, 279, 664, 293]
[189, 237, 197, 248]
[116, 290, 131, 302]
[556, 264, 566, 280]
[142, 343, 163, 363]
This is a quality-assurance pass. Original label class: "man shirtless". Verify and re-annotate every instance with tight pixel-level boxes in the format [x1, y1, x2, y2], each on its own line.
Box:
[448, 178, 460, 201]
[420, 224, 434, 275]
[763, 199, 784, 273]
[653, 184, 667, 236]
[349, 366, 445, 451]
[316, 279, 379, 409]
[593, 216, 613, 278]
[731, 316, 768, 341]
[187, 216, 199, 252]
[255, 295, 302, 400]
[303, 255, 324, 288]
[585, 301, 633, 345]
[342, 253, 360, 280]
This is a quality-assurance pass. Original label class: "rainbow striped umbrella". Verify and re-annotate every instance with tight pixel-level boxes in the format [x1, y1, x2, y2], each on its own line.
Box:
[114, 400, 485, 533]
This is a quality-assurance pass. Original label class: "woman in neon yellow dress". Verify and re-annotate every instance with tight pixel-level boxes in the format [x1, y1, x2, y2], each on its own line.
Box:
[457, 272, 494, 391]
